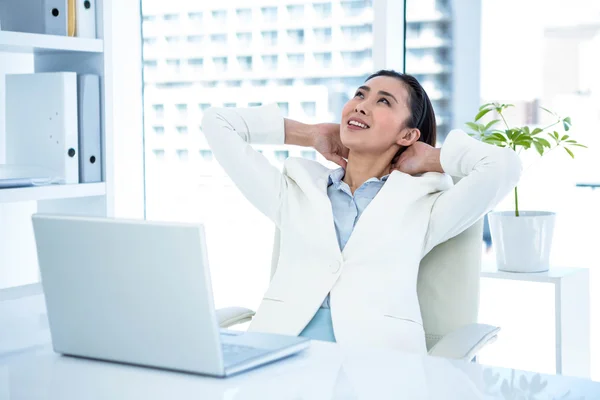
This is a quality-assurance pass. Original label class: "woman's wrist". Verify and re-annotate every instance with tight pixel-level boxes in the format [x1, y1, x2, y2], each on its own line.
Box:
[425, 148, 444, 173]
[284, 118, 315, 148]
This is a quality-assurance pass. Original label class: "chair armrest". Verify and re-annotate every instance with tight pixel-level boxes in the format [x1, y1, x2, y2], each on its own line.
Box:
[216, 307, 256, 328]
[427, 323, 500, 361]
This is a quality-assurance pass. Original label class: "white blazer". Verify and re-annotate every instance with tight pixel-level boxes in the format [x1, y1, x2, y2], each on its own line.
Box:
[202, 104, 522, 354]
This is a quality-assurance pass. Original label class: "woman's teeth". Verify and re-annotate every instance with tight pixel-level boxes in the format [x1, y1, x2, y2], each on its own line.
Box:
[348, 121, 368, 129]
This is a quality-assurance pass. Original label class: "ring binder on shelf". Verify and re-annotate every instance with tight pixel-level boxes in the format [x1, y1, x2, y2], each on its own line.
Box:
[75, 0, 96, 38]
[6, 72, 80, 185]
[78, 74, 102, 183]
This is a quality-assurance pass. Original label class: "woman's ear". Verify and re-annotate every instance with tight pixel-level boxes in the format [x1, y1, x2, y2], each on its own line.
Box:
[396, 128, 421, 147]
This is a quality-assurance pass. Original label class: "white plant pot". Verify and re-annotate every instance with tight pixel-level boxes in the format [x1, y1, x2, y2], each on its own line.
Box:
[488, 211, 556, 273]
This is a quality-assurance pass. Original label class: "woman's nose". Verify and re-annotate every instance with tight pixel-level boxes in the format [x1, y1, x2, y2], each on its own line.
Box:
[354, 103, 368, 115]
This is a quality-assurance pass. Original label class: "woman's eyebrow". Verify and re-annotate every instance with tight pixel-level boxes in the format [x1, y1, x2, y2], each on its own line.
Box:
[378, 90, 398, 104]
[357, 86, 398, 104]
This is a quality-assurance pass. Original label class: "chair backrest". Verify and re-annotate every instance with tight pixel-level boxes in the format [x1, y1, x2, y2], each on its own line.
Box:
[417, 219, 483, 350]
[269, 219, 483, 352]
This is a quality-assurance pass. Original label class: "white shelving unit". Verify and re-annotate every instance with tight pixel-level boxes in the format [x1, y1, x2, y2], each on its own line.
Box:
[480, 264, 591, 378]
[0, 183, 106, 203]
[0, 0, 113, 289]
[0, 30, 103, 54]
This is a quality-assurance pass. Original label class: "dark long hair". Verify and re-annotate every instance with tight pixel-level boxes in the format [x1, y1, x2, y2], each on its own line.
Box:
[365, 70, 436, 162]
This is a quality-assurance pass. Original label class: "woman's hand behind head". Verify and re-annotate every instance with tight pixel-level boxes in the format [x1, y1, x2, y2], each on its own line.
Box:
[313, 123, 349, 168]
[392, 142, 443, 175]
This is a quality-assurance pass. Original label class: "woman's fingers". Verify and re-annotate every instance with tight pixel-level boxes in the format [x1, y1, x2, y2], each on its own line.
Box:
[326, 153, 347, 168]
[340, 146, 350, 158]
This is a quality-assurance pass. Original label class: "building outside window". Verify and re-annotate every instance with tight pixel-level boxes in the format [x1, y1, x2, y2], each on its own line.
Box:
[261, 6, 278, 22]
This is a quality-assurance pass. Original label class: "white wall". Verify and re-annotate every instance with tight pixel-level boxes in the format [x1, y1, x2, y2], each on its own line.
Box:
[104, 0, 145, 219]
[0, 53, 39, 289]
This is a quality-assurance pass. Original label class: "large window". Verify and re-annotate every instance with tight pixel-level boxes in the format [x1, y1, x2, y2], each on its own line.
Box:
[141, 2, 374, 312]
[141, 0, 598, 379]
[405, 0, 600, 379]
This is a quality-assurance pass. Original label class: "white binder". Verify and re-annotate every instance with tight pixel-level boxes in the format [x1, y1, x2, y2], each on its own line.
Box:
[77, 75, 102, 183]
[75, 0, 96, 38]
[44, 0, 69, 36]
[0, 0, 76, 35]
[6, 72, 80, 185]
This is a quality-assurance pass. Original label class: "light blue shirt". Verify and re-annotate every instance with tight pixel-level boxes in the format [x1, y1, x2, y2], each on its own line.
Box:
[299, 168, 389, 342]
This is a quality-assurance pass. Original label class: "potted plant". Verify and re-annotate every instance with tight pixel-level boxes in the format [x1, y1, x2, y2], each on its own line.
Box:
[466, 103, 586, 273]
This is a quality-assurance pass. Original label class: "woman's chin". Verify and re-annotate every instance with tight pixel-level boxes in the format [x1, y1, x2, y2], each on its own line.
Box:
[341, 132, 366, 148]
[341, 137, 369, 152]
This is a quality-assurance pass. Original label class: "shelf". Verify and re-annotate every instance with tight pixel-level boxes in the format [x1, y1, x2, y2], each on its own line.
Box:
[0, 183, 106, 203]
[0, 283, 43, 302]
[0, 31, 103, 54]
[481, 263, 587, 283]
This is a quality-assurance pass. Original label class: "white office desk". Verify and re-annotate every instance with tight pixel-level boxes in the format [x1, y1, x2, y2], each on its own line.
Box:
[2, 285, 600, 399]
[2, 338, 600, 399]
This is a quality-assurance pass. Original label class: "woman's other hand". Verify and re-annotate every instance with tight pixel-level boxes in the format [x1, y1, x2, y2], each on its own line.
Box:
[392, 142, 444, 175]
[312, 123, 349, 168]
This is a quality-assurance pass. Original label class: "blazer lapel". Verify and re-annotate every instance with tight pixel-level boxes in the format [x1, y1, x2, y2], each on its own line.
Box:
[315, 169, 344, 258]
[341, 171, 453, 258]
[299, 166, 454, 261]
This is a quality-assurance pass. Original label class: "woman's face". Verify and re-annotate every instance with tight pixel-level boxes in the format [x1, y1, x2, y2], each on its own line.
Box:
[340, 75, 415, 156]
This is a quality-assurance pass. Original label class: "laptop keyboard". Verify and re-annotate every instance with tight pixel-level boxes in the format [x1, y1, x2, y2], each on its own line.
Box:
[221, 343, 269, 366]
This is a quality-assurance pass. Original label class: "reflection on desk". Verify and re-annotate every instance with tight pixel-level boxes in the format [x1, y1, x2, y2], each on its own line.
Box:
[1, 341, 600, 400]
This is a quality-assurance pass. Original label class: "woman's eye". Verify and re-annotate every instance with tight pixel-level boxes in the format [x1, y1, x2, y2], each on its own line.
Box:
[354, 91, 364, 98]
[379, 98, 390, 105]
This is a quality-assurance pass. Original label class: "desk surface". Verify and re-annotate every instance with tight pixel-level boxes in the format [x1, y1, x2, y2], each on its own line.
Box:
[2, 341, 600, 400]
[1, 287, 600, 400]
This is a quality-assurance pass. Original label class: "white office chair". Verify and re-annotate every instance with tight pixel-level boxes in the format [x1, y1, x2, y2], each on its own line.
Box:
[216, 218, 499, 362]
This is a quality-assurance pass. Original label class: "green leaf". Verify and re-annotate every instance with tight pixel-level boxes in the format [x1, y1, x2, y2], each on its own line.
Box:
[512, 131, 525, 143]
[489, 133, 508, 142]
[531, 128, 543, 135]
[475, 108, 492, 121]
[540, 106, 556, 116]
[514, 138, 533, 145]
[536, 138, 551, 148]
[484, 119, 500, 131]
[561, 135, 569, 141]
[564, 147, 575, 158]
[533, 141, 545, 156]
[563, 118, 572, 131]
[496, 104, 514, 114]
[479, 103, 494, 111]
[570, 143, 588, 148]
[465, 122, 480, 132]
[514, 141, 533, 150]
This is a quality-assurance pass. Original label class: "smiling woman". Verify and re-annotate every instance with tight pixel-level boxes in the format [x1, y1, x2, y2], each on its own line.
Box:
[200, 69, 522, 354]
[339, 70, 437, 176]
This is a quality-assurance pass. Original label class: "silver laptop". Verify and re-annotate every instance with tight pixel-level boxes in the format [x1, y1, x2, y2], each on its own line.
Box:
[31, 214, 309, 377]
